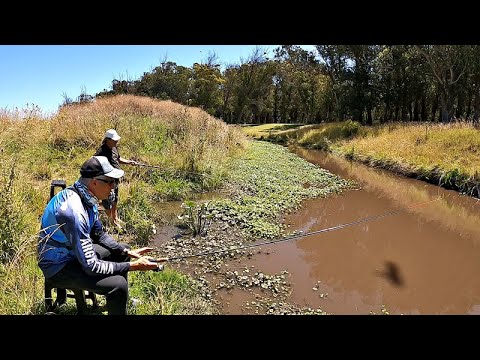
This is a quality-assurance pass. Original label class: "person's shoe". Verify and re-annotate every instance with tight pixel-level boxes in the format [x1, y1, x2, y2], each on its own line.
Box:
[130, 297, 142, 308]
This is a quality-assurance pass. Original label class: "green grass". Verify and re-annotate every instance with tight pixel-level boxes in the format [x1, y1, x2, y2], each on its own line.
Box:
[128, 269, 218, 315]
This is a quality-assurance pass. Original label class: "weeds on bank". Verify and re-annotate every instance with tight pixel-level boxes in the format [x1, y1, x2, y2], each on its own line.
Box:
[337, 122, 479, 177]
[207, 141, 356, 239]
[0, 160, 22, 263]
[120, 181, 156, 246]
[178, 201, 212, 237]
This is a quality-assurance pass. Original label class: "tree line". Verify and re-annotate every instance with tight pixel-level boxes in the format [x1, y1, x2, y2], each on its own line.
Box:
[68, 45, 480, 126]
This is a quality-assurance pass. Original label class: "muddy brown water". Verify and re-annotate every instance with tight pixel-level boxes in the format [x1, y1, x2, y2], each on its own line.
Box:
[155, 147, 480, 314]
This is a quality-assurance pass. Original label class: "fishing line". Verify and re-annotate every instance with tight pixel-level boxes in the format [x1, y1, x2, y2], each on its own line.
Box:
[133, 162, 213, 178]
[150, 196, 441, 262]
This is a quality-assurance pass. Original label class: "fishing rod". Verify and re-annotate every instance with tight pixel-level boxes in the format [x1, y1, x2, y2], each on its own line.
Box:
[133, 162, 162, 169]
[148, 196, 441, 263]
[132, 161, 212, 178]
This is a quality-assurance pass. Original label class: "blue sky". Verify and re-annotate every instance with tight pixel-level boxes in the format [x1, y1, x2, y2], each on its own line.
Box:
[0, 45, 315, 116]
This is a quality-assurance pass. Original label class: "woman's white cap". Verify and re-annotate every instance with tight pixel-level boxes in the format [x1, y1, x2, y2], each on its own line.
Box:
[105, 129, 121, 141]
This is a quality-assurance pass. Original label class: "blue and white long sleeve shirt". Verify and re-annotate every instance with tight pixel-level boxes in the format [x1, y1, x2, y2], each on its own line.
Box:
[38, 181, 130, 279]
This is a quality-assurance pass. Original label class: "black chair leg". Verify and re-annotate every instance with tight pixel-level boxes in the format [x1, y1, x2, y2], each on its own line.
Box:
[73, 289, 88, 315]
[87, 291, 98, 310]
[56, 288, 67, 306]
[45, 277, 98, 315]
[45, 281, 55, 312]
[45, 281, 67, 311]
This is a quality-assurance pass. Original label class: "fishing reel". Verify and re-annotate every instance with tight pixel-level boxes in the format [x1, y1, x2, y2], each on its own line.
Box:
[153, 264, 164, 272]
[147, 257, 166, 272]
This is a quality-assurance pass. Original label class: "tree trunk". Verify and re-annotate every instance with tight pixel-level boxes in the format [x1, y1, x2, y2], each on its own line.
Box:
[400, 105, 407, 121]
[413, 100, 419, 121]
[473, 75, 480, 124]
[465, 90, 472, 120]
[441, 92, 455, 123]
[420, 97, 427, 121]
[384, 101, 391, 122]
[431, 97, 438, 122]
[237, 106, 245, 124]
[456, 93, 464, 119]
[366, 107, 373, 125]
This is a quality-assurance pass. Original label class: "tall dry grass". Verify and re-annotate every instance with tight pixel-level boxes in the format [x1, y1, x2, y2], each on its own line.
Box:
[0, 94, 246, 314]
[242, 120, 480, 196]
[339, 122, 480, 177]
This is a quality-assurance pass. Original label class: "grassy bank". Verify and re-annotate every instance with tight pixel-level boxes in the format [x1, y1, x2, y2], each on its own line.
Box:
[243, 121, 480, 198]
[0, 95, 244, 314]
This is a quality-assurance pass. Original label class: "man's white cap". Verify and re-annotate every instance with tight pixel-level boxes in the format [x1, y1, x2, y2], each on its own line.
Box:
[105, 129, 121, 141]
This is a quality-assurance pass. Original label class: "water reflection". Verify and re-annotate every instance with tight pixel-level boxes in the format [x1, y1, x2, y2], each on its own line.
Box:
[278, 147, 480, 314]
[291, 146, 480, 242]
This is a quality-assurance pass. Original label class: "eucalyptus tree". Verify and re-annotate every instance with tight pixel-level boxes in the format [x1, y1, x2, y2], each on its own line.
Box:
[272, 46, 296, 123]
[315, 45, 349, 121]
[345, 45, 380, 125]
[190, 52, 224, 116]
[416, 45, 469, 123]
[96, 72, 137, 98]
[232, 46, 274, 124]
[400, 46, 430, 122]
[110, 79, 135, 95]
[375, 45, 398, 121]
[136, 60, 193, 104]
[252, 59, 276, 124]
[273, 45, 326, 123]
[219, 63, 238, 123]
[466, 45, 480, 124]
[375, 45, 431, 122]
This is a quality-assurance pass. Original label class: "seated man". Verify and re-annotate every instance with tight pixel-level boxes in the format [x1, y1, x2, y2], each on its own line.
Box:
[38, 155, 166, 315]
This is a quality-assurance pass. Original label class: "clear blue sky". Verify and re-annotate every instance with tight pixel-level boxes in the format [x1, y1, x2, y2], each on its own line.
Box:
[0, 45, 315, 116]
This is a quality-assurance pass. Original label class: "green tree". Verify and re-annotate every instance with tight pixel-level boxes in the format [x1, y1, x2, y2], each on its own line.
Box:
[190, 52, 223, 116]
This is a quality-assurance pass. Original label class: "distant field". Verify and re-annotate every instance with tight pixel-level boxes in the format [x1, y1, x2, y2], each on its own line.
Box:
[241, 123, 306, 137]
[242, 121, 480, 198]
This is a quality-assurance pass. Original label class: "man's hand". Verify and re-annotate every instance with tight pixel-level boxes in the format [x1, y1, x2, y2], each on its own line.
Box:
[130, 256, 159, 271]
[127, 247, 154, 259]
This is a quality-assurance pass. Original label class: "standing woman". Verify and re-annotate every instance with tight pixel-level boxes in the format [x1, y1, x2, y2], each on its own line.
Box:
[94, 129, 137, 229]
